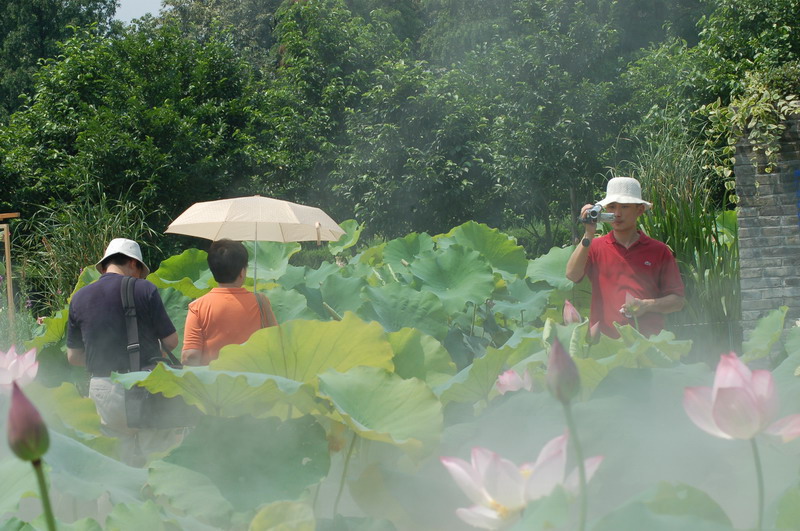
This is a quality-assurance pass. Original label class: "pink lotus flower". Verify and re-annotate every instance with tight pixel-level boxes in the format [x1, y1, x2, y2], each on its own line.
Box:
[440, 436, 603, 529]
[563, 300, 581, 324]
[0, 346, 38, 388]
[684, 352, 800, 441]
[496, 369, 532, 395]
[7, 381, 49, 462]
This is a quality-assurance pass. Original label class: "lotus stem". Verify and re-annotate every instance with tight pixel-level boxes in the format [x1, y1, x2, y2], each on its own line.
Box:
[333, 431, 357, 517]
[750, 438, 764, 531]
[563, 402, 587, 531]
[32, 459, 56, 531]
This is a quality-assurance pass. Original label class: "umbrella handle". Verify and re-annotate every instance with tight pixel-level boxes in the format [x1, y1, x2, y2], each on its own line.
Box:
[316, 222, 321, 246]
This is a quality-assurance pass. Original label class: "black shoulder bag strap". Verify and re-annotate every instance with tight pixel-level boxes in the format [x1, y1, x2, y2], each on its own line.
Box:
[121, 275, 142, 372]
[121, 276, 181, 371]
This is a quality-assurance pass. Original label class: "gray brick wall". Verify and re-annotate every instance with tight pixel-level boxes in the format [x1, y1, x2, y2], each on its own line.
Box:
[734, 116, 800, 338]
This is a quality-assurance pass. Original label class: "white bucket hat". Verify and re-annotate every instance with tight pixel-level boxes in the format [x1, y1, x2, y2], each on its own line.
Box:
[96, 238, 150, 276]
[597, 177, 652, 210]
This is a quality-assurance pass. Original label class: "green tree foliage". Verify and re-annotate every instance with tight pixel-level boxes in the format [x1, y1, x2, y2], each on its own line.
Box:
[0, 0, 117, 122]
[0, 21, 275, 232]
[162, 0, 285, 65]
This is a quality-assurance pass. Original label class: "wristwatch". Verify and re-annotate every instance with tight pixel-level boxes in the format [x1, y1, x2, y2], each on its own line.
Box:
[581, 237, 591, 248]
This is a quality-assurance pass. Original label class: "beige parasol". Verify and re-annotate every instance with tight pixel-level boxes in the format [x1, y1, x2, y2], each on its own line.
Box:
[165, 195, 345, 243]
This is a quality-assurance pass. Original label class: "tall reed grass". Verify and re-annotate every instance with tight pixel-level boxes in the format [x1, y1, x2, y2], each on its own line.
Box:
[17, 184, 160, 316]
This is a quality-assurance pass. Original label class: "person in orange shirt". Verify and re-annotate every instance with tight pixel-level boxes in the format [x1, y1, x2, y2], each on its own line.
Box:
[182, 239, 278, 366]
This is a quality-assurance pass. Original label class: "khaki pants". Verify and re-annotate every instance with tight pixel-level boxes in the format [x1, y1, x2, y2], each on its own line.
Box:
[89, 377, 184, 467]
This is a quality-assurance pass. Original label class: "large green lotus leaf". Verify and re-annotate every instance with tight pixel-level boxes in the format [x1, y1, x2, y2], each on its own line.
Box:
[148, 460, 236, 528]
[328, 219, 363, 255]
[25, 382, 117, 456]
[244, 241, 301, 282]
[149, 249, 215, 299]
[164, 415, 330, 513]
[509, 487, 570, 530]
[249, 500, 316, 531]
[70, 267, 101, 297]
[526, 245, 575, 291]
[612, 326, 692, 367]
[593, 481, 732, 531]
[303, 261, 342, 289]
[358, 283, 449, 340]
[320, 274, 367, 315]
[112, 364, 317, 418]
[408, 245, 495, 314]
[490, 278, 552, 324]
[261, 286, 318, 323]
[0, 458, 37, 516]
[46, 431, 148, 504]
[434, 345, 512, 405]
[104, 500, 179, 531]
[159, 287, 192, 353]
[435, 221, 528, 279]
[28, 307, 67, 351]
[317, 367, 443, 453]
[387, 328, 456, 385]
[575, 357, 610, 399]
[383, 232, 435, 269]
[742, 306, 788, 362]
[776, 483, 800, 529]
[211, 313, 394, 381]
[277, 264, 310, 291]
[352, 242, 387, 267]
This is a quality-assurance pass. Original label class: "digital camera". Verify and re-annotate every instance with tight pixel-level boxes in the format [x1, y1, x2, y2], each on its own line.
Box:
[581, 204, 615, 224]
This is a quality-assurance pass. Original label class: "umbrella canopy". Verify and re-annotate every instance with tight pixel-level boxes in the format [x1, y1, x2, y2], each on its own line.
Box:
[165, 195, 345, 243]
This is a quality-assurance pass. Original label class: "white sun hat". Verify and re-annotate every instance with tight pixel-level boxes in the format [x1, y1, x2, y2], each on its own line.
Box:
[95, 238, 150, 276]
[597, 177, 652, 210]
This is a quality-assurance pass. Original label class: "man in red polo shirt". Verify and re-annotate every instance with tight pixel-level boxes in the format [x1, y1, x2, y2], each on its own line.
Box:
[566, 177, 685, 338]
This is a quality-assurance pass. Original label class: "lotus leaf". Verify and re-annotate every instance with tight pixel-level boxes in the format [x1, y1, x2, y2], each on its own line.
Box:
[526, 245, 575, 291]
[408, 245, 495, 314]
[317, 366, 443, 453]
[775, 484, 800, 529]
[509, 486, 570, 530]
[490, 278, 552, 325]
[211, 313, 394, 382]
[742, 306, 788, 362]
[387, 328, 455, 386]
[70, 267, 100, 297]
[244, 241, 301, 282]
[104, 500, 177, 530]
[164, 415, 330, 512]
[327, 219, 363, 255]
[248, 500, 316, 531]
[159, 287, 192, 352]
[0, 458, 37, 517]
[149, 248, 215, 300]
[25, 382, 116, 456]
[46, 431, 148, 505]
[383, 232, 435, 270]
[358, 283, 449, 340]
[436, 221, 528, 279]
[434, 345, 511, 405]
[112, 365, 317, 418]
[263, 286, 318, 323]
[320, 274, 367, 315]
[148, 461, 236, 528]
[593, 482, 732, 531]
[27, 308, 67, 351]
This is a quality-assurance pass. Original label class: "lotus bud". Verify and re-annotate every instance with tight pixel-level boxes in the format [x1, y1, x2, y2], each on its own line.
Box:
[546, 339, 580, 404]
[7, 382, 49, 462]
[563, 300, 581, 324]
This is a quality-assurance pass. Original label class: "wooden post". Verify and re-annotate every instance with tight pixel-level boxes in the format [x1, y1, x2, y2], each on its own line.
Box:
[0, 213, 20, 343]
